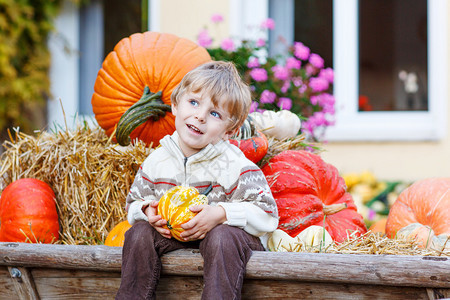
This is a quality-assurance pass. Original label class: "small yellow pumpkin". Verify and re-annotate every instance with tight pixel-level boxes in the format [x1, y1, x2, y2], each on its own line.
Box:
[158, 186, 208, 241]
[104, 220, 132, 247]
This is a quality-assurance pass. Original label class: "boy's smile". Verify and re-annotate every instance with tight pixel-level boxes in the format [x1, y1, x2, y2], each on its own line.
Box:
[172, 92, 234, 157]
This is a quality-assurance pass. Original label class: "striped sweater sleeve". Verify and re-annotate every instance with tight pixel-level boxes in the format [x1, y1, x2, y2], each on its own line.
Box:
[218, 167, 279, 237]
[126, 166, 158, 225]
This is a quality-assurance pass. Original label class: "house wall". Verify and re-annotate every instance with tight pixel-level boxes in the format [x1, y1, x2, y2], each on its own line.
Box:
[158, 0, 230, 43]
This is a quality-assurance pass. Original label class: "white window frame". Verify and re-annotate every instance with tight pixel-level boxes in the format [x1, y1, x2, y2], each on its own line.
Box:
[325, 0, 448, 141]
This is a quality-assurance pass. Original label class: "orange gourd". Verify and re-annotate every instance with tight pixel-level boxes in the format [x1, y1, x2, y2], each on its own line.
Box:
[386, 178, 450, 247]
[229, 118, 268, 164]
[157, 186, 208, 241]
[104, 220, 132, 247]
[386, 178, 450, 237]
[0, 178, 59, 243]
[91, 31, 211, 147]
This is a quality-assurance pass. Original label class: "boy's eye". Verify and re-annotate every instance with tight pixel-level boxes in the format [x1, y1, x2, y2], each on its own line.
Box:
[210, 111, 221, 119]
[189, 100, 199, 106]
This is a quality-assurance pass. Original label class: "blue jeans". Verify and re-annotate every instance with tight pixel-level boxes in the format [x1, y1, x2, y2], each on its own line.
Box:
[116, 221, 264, 300]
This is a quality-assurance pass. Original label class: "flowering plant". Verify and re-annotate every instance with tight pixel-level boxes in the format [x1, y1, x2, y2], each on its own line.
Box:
[197, 15, 335, 140]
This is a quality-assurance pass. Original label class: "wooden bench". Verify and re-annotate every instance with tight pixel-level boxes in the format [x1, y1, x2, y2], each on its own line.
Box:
[0, 242, 448, 299]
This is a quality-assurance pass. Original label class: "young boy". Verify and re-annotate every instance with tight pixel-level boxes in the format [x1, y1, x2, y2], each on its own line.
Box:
[116, 61, 278, 300]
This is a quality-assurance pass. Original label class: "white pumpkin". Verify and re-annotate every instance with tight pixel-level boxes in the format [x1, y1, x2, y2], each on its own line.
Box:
[249, 110, 301, 140]
[268, 226, 333, 252]
[267, 229, 301, 252]
[297, 225, 333, 249]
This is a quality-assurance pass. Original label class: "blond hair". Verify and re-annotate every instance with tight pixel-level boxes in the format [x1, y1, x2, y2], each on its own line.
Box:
[171, 61, 251, 132]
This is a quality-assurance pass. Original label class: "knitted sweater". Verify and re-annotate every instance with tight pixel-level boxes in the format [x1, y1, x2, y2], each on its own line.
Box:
[126, 131, 279, 245]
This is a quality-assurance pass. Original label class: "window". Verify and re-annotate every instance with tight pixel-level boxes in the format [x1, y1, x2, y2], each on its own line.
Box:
[270, 0, 447, 141]
[78, 0, 147, 115]
[359, 0, 427, 112]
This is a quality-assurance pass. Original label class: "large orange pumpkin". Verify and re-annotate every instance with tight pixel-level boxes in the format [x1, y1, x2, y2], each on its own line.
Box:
[0, 178, 59, 243]
[158, 186, 208, 241]
[261, 150, 367, 243]
[91, 31, 211, 147]
[104, 220, 132, 247]
[386, 178, 450, 242]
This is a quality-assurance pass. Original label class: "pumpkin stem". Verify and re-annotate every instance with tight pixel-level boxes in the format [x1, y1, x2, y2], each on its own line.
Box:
[116, 86, 171, 146]
[322, 202, 347, 215]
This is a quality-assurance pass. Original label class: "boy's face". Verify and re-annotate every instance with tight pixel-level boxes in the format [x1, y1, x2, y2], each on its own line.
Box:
[172, 91, 235, 157]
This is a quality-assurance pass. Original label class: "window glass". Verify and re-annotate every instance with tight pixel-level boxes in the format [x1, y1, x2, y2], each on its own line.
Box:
[103, 0, 145, 57]
[294, 0, 333, 69]
[358, 0, 427, 112]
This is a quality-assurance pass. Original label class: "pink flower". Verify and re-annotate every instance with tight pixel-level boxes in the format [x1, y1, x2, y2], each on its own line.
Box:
[309, 53, 324, 69]
[286, 57, 301, 69]
[281, 81, 290, 93]
[221, 38, 235, 51]
[303, 112, 332, 134]
[211, 14, 224, 23]
[321, 93, 335, 106]
[310, 95, 319, 106]
[260, 18, 275, 30]
[294, 42, 310, 60]
[320, 93, 336, 114]
[250, 101, 259, 113]
[272, 65, 290, 81]
[249, 68, 268, 82]
[256, 38, 266, 47]
[298, 84, 307, 94]
[292, 77, 303, 87]
[309, 77, 329, 92]
[319, 67, 334, 83]
[247, 57, 260, 68]
[277, 98, 292, 110]
[305, 64, 316, 76]
[260, 90, 276, 104]
[197, 29, 212, 48]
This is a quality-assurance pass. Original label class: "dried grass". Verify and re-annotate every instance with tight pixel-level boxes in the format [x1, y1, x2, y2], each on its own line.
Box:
[258, 133, 319, 167]
[0, 123, 151, 245]
[278, 231, 450, 257]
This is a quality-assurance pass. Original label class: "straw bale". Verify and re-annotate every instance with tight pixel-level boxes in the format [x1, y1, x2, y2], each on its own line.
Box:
[0, 124, 151, 245]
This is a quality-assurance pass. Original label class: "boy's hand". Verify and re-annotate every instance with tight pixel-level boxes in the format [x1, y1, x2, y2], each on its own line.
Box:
[144, 200, 172, 239]
[179, 204, 227, 241]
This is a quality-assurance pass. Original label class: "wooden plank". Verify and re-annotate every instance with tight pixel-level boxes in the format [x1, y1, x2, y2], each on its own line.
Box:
[246, 251, 450, 289]
[0, 242, 121, 272]
[31, 269, 120, 299]
[427, 288, 450, 300]
[7, 267, 39, 300]
[0, 266, 20, 300]
[13, 268, 439, 300]
[0, 242, 449, 289]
